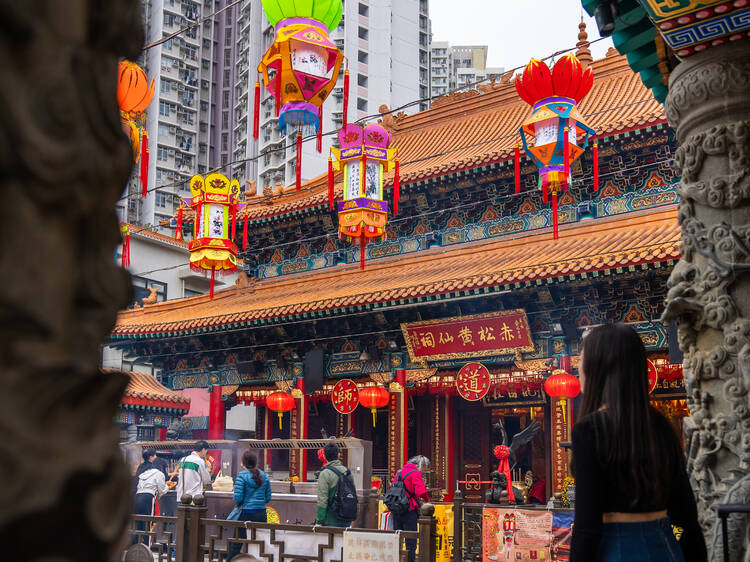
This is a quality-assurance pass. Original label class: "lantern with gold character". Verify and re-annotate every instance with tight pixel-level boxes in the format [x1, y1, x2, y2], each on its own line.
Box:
[187, 173, 240, 298]
[514, 54, 596, 239]
[330, 123, 399, 270]
[255, 0, 345, 190]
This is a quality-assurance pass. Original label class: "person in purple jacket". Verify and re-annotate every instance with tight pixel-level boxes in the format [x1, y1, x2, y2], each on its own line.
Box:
[392, 455, 430, 562]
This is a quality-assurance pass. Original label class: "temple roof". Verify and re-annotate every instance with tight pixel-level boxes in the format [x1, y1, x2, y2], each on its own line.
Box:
[112, 206, 679, 338]
[239, 50, 666, 223]
[106, 368, 191, 411]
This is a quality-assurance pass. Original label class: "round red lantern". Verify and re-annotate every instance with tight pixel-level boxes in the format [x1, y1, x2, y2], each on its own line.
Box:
[359, 386, 390, 427]
[544, 369, 581, 423]
[266, 391, 295, 429]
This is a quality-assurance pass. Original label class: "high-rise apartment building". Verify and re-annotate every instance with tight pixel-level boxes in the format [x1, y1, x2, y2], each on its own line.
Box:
[120, 0, 430, 229]
[429, 42, 504, 98]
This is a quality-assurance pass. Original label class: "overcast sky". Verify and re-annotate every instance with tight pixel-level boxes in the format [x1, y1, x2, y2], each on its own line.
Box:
[429, 0, 615, 71]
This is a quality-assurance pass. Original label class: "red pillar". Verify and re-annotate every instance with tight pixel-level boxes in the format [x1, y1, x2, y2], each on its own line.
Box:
[158, 427, 167, 441]
[397, 369, 408, 465]
[208, 385, 225, 440]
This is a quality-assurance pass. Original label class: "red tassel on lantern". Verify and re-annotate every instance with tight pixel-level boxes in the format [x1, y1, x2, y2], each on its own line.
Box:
[514, 144, 520, 194]
[140, 130, 149, 198]
[360, 234, 365, 271]
[242, 216, 249, 251]
[317, 105, 323, 153]
[393, 160, 400, 216]
[209, 266, 215, 299]
[121, 228, 130, 268]
[328, 157, 334, 210]
[343, 68, 350, 126]
[274, 71, 281, 117]
[552, 192, 559, 240]
[231, 204, 237, 241]
[253, 80, 261, 140]
[593, 140, 599, 192]
[296, 131, 302, 191]
[175, 206, 183, 241]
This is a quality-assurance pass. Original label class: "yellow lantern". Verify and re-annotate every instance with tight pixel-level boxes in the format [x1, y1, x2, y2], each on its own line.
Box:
[187, 173, 240, 298]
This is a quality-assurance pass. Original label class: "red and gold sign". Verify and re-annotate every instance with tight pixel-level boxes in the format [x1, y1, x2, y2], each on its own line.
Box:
[456, 362, 491, 401]
[401, 311, 534, 363]
[647, 360, 658, 393]
[331, 378, 359, 414]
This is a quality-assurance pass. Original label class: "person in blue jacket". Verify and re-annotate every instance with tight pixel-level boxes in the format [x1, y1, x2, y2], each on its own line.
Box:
[228, 451, 271, 560]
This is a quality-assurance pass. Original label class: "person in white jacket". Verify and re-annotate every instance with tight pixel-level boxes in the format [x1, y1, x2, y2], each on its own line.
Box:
[133, 449, 168, 544]
[175, 440, 212, 500]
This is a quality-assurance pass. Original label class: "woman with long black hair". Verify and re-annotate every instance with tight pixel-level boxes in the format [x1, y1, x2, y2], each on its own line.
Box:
[228, 451, 272, 560]
[570, 323, 706, 562]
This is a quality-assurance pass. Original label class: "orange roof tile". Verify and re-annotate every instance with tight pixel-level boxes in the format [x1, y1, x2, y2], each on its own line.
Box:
[112, 206, 679, 337]
[239, 52, 665, 222]
[105, 368, 191, 409]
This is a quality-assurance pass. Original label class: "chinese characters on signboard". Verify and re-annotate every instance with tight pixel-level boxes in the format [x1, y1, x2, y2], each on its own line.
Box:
[402, 311, 533, 363]
[456, 362, 491, 401]
[551, 399, 570, 493]
[343, 530, 399, 562]
[331, 379, 359, 414]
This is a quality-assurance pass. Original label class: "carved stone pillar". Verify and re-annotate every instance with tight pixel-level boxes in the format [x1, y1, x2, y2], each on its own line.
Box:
[663, 40, 750, 560]
[0, 1, 141, 559]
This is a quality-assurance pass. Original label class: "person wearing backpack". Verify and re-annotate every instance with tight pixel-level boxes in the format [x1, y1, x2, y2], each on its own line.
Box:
[315, 442, 358, 526]
[387, 455, 430, 562]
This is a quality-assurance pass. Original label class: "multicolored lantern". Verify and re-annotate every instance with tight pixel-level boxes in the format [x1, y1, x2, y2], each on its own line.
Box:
[256, 0, 345, 190]
[118, 60, 155, 198]
[544, 369, 581, 423]
[266, 391, 296, 429]
[187, 173, 240, 298]
[514, 54, 596, 239]
[358, 386, 389, 427]
[330, 123, 399, 270]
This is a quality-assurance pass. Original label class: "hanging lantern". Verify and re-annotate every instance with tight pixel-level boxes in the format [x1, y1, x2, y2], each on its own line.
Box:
[266, 391, 296, 429]
[358, 386, 390, 427]
[544, 369, 581, 423]
[331, 123, 398, 270]
[257, 0, 345, 190]
[118, 60, 155, 198]
[187, 173, 240, 299]
[514, 54, 595, 239]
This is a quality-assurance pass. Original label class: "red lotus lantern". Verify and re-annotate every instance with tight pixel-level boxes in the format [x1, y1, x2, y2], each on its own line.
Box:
[266, 391, 295, 429]
[358, 386, 390, 427]
[544, 369, 581, 423]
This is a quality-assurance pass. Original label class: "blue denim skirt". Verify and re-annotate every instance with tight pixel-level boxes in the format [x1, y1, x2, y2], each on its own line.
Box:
[598, 518, 685, 561]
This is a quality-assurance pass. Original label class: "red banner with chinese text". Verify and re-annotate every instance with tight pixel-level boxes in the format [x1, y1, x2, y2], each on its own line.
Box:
[402, 310, 533, 363]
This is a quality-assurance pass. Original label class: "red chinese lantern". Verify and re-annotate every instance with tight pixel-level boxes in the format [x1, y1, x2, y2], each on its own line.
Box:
[358, 386, 390, 427]
[544, 369, 581, 423]
[266, 391, 295, 429]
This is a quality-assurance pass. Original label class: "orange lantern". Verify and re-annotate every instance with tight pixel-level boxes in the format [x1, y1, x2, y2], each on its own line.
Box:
[544, 369, 581, 423]
[266, 391, 296, 429]
[118, 60, 155, 198]
[358, 386, 389, 427]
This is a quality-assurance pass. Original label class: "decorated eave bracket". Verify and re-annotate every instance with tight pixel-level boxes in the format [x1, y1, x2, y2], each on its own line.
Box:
[514, 54, 598, 240]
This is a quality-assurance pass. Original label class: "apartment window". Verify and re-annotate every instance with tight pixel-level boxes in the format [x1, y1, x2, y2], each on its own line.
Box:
[131, 276, 167, 305]
[159, 101, 170, 116]
[200, 122, 208, 133]
[160, 80, 171, 93]
[157, 147, 169, 161]
[223, 69, 230, 87]
[221, 155, 228, 166]
[221, 133, 229, 151]
[357, 97, 367, 111]
[158, 124, 169, 138]
[155, 191, 168, 207]
[224, 48, 231, 66]
[201, 101, 208, 111]
[222, 111, 229, 128]
[357, 74, 367, 87]
[358, 3, 369, 16]
[358, 50, 368, 64]
[223, 90, 230, 106]
[225, 28, 232, 44]
[163, 13, 174, 26]
[358, 26, 368, 40]
[263, 128, 271, 142]
[184, 288, 202, 298]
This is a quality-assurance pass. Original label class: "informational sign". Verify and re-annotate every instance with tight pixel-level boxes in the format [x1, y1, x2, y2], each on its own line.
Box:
[456, 362, 491, 401]
[331, 379, 359, 414]
[483, 508, 557, 561]
[433, 504, 454, 562]
[402, 311, 534, 363]
[343, 530, 399, 562]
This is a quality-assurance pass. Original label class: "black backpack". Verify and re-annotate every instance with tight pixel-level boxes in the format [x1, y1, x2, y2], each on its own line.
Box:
[383, 469, 418, 515]
[324, 465, 359, 521]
